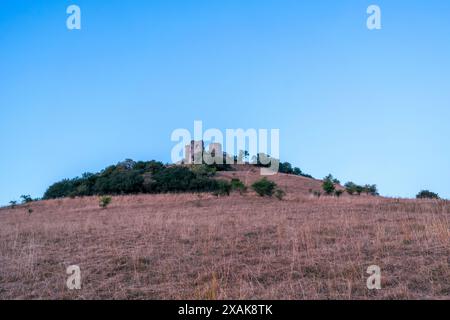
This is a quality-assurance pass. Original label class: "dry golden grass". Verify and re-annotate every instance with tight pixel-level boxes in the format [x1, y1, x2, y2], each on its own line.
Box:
[0, 173, 449, 300]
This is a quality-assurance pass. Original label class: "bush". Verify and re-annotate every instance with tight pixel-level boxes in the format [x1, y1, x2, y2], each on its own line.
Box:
[99, 196, 112, 208]
[345, 182, 357, 195]
[9, 201, 17, 209]
[274, 188, 286, 200]
[322, 180, 335, 195]
[416, 190, 439, 199]
[324, 174, 340, 185]
[334, 190, 344, 198]
[152, 167, 196, 192]
[96, 170, 145, 195]
[253, 153, 273, 168]
[345, 182, 378, 196]
[191, 164, 217, 177]
[207, 162, 232, 172]
[252, 178, 277, 197]
[44, 179, 76, 199]
[230, 178, 247, 194]
[292, 167, 313, 178]
[212, 180, 231, 196]
[278, 161, 313, 178]
[363, 184, 379, 196]
[279, 162, 294, 174]
[355, 185, 364, 195]
[188, 176, 219, 192]
[251, 155, 313, 178]
[20, 195, 33, 204]
[322, 175, 337, 195]
[346, 182, 363, 195]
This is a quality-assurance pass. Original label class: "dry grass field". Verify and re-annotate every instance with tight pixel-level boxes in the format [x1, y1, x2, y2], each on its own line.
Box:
[0, 172, 449, 300]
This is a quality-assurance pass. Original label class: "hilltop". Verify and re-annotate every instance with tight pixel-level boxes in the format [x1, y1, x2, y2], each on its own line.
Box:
[37, 155, 374, 203]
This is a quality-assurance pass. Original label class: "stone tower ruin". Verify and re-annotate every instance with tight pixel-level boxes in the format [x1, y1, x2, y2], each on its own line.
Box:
[184, 140, 205, 164]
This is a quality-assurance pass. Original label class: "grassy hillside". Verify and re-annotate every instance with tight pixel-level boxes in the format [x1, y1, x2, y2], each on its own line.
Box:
[0, 172, 448, 300]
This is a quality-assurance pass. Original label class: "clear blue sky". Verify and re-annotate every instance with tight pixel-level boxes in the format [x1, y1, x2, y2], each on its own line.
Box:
[1, 0, 450, 205]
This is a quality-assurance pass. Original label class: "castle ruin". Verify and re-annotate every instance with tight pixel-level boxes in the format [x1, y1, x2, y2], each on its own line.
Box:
[184, 141, 223, 164]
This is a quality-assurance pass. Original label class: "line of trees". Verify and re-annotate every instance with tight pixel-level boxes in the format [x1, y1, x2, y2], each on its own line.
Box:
[43, 158, 292, 201]
[42, 152, 313, 200]
[317, 174, 379, 197]
[278, 161, 313, 178]
[344, 182, 379, 196]
[43, 160, 225, 199]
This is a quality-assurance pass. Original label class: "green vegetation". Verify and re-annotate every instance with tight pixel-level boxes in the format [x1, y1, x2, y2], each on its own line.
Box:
[42, 153, 313, 201]
[334, 190, 344, 198]
[40, 156, 386, 202]
[234, 150, 251, 163]
[20, 195, 33, 204]
[321, 175, 378, 197]
[252, 178, 277, 197]
[9, 201, 17, 209]
[99, 196, 112, 209]
[322, 174, 337, 195]
[344, 182, 357, 195]
[345, 182, 378, 196]
[230, 178, 247, 194]
[355, 185, 364, 196]
[43, 161, 227, 199]
[324, 174, 340, 185]
[203, 152, 232, 172]
[251, 153, 313, 178]
[416, 190, 439, 199]
[278, 161, 313, 178]
[322, 180, 335, 195]
[363, 184, 379, 196]
[212, 180, 232, 197]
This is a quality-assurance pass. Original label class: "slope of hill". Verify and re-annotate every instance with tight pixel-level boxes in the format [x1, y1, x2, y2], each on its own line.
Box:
[0, 170, 448, 300]
[217, 165, 338, 196]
